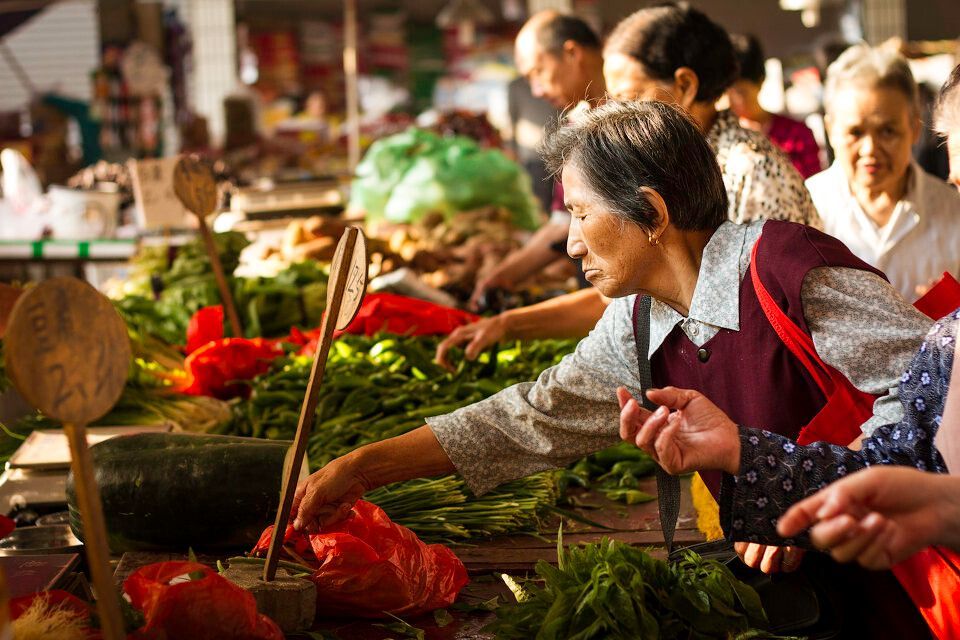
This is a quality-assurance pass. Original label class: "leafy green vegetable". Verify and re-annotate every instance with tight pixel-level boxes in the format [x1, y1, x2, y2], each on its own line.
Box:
[487, 539, 779, 640]
[229, 334, 577, 542]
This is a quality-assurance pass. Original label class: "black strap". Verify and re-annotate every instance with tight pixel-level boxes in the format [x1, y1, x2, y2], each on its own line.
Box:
[632, 295, 681, 554]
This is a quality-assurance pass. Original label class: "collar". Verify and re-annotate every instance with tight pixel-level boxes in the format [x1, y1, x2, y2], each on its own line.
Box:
[647, 221, 747, 357]
[706, 109, 740, 151]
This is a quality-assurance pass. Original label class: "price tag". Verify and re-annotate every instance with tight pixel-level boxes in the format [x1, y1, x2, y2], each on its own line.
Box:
[127, 157, 190, 230]
[4, 278, 130, 425]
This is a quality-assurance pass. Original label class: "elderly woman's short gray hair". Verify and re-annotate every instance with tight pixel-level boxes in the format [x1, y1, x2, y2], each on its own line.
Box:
[934, 64, 960, 137]
[823, 44, 918, 116]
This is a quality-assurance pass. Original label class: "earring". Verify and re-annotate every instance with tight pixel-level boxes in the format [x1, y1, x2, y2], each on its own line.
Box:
[648, 233, 660, 246]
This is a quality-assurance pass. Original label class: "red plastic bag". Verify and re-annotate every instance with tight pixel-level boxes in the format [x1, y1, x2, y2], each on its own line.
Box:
[291, 293, 478, 356]
[179, 338, 282, 399]
[123, 561, 283, 640]
[252, 500, 468, 618]
[913, 272, 960, 320]
[186, 305, 225, 354]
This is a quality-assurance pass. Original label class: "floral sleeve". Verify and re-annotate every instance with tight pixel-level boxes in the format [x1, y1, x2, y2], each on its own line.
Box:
[720, 311, 958, 545]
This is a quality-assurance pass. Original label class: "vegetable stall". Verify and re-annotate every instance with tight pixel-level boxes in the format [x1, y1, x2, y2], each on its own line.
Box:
[0, 137, 791, 639]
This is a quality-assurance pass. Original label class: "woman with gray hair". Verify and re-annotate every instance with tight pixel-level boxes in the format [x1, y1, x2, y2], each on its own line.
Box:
[290, 100, 931, 636]
[807, 44, 960, 300]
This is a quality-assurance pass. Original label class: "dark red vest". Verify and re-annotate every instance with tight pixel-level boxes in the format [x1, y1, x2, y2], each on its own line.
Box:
[647, 221, 886, 496]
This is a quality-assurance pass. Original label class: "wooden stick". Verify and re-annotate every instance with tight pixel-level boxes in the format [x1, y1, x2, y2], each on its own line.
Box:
[263, 228, 359, 582]
[64, 421, 125, 640]
[196, 216, 243, 338]
[344, 0, 361, 173]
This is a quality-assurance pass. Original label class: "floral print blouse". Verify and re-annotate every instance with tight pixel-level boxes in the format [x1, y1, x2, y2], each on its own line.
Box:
[722, 309, 957, 545]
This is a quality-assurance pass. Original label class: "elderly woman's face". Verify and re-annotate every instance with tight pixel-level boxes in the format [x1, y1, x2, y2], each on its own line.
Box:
[604, 53, 682, 106]
[562, 163, 652, 298]
[827, 85, 920, 194]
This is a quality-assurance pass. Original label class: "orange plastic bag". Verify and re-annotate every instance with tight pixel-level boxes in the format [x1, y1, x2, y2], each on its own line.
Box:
[252, 500, 468, 618]
[123, 561, 283, 640]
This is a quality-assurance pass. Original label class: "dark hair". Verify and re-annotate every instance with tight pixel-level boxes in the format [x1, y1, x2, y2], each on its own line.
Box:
[536, 14, 601, 54]
[732, 34, 766, 85]
[541, 100, 728, 232]
[604, 3, 738, 103]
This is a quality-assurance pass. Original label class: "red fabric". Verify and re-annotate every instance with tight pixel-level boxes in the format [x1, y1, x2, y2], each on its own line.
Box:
[766, 113, 822, 180]
[123, 561, 283, 640]
[179, 338, 282, 400]
[10, 590, 100, 638]
[186, 305, 225, 354]
[753, 235, 960, 639]
[892, 547, 960, 640]
[913, 272, 960, 321]
[0, 514, 14, 538]
[290, 293, 478, 356]
[252, 500, 468, 618]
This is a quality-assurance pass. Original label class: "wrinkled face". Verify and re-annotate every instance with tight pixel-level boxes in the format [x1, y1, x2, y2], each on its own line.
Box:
[726, 79, 760, 120]
[562, 163, 653, 298]
[515, 33, 585, 109]
[603, 53, 679, 104]
[827, 85, 920, 194]
[947, 134, 960, 191]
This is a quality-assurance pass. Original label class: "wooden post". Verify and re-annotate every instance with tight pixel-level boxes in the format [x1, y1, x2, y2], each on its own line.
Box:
[3, 278, 132, 640]
[263, 228, 368, 582]
[172, 156, 244, 337]
[344, 0, 361, 173]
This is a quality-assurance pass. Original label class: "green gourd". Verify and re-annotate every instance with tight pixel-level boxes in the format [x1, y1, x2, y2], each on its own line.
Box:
[66, 432, 295, 553]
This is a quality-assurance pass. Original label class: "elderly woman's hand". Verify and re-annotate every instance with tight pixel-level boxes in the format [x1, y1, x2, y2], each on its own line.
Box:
[734, 542, 806, 574]
[291, 454, 371, 533]
[435, 315, 509, 370]
[617, 386, 741, 475]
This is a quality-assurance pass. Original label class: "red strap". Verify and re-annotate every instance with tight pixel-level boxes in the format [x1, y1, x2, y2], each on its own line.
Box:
[749, 236, 834, 395]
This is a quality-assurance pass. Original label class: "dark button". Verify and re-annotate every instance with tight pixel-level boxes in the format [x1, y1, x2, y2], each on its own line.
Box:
[697, 348, 710, 363]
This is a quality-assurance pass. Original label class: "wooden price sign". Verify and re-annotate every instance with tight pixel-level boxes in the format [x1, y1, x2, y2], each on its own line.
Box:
[172, 156, 243, 338]
[4, 278, 130, 640]
[263, 227, 368, 582]
[127, 157, 190, 230]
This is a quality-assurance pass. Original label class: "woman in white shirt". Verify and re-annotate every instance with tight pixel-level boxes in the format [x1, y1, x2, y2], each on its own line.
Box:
[807, 44, 960, 301]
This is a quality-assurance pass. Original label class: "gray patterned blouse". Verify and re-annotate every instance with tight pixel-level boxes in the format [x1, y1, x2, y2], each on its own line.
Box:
[427, 220, 930, 496]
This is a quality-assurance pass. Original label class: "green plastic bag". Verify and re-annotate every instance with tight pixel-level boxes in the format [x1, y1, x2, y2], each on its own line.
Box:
[349, 128, 541, 230]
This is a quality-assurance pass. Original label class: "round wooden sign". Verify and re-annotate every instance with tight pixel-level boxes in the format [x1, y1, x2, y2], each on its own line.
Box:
[172, 156, 218, 217]
[0, 283, 22, 338]
[4, 278, 131, 425]
[327, 228, 368, 331]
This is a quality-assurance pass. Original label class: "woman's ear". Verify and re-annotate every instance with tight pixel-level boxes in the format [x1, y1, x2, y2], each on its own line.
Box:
[673, 67, 700, 110]
[638, 187, 671, 241]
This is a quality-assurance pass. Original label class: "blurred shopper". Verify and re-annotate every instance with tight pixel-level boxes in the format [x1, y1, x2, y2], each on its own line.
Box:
[471, 11, 606, 309]
[443, 3, 819, 364]
[807, 44, 960, 300]
[778, 62, 960, 570]
[727, 34, 822, 179]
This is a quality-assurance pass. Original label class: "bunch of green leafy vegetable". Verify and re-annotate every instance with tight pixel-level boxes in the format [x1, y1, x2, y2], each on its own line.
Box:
[116, 232, 329, 344]
[488, 536, 784, 640]
[558, 442, 657, 505]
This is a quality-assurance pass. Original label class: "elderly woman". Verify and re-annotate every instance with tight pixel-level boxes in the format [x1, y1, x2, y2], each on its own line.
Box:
[807, 44, 960, 301]
[293, 100, 930, 634]
[437, 2, 818, 367]
[620, 66, 960, 636]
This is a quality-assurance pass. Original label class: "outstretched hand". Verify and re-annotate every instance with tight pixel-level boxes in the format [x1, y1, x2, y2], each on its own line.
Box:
[617, 386, 741, 475]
